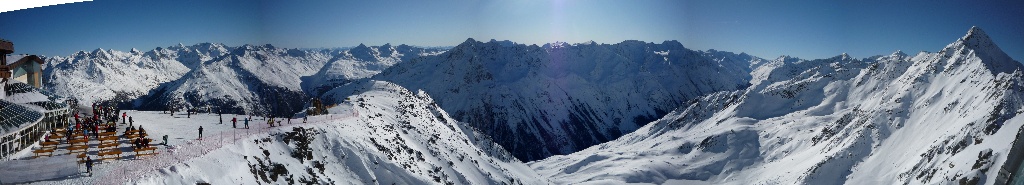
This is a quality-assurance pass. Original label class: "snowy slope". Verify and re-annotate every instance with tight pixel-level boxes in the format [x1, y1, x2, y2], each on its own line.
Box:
[529, 27, 1024, 184]
[137, 80, 546, 185]
[131, 44, 336, 116]
[327, 39, 762, 161]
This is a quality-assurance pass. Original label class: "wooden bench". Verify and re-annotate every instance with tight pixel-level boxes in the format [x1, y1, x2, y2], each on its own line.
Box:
[98, 142, 119, 149]
[77, 153, 87, 166]
[99, 132, 116, 137]
[40, 141, 60, 147]
[67, 145, 89, 154]
[69, 138, 90, 145]
[33, 148, 55, 158]
[98, 149, 122, 161]
[134, 147, 158, 157]
[99, 136, 118, 143]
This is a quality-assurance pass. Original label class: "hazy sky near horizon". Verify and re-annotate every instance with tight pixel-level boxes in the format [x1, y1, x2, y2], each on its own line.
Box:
[0, 0, 1022, 61]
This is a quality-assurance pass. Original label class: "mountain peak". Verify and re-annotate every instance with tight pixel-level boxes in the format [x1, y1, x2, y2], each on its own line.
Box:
[947, 26, 1022, 74]
[961, 26, 994, 47]
[891, 50, 907, 58]
[661, 40, 683, 48]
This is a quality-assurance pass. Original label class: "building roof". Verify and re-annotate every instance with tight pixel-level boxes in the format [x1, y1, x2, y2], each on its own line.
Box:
[4, 55, 44, 66]
[0, 99, 43, 134]
[0, 81, 67, 135]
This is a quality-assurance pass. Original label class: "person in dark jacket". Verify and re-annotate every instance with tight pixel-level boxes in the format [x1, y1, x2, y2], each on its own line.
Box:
[85, 156, 94, 175]
[198, 126, 203, 139]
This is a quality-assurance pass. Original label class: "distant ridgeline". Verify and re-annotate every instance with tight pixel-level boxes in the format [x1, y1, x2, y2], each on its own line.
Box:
[42, 43, 444, 117]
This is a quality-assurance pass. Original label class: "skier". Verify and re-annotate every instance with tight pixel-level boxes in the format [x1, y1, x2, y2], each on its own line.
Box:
[244, 117, 249, 129]
[122, 112, 127, 124]
[232, 117, 237, 128]
[162, 135, 168, 145]
[129, 116, 133, 126]
[303, 116, 307, 123]
[198, 126, 203, 139]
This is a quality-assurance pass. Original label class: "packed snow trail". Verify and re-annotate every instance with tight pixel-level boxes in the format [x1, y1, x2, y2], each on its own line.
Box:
[94, 110, 357, 184]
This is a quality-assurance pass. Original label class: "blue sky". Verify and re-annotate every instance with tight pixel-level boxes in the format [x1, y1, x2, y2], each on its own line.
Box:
[0, 0, 1022, 61]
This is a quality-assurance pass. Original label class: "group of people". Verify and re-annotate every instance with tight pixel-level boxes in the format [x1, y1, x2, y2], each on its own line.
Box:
[76, 104, 321, 175]
[132, 134, 151, 149]
[52, 110, 114, 144]
[230, 116, 252, 129]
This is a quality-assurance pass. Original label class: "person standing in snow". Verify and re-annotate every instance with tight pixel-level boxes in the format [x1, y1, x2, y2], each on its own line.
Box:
[244, 117, 249, 129]
[162, 135, 168, 145]
[85, 156, 93, 175]
[232, 117, 237, 128]
[198, 126, 203, 139]
[303, 116, 307, 123]
[122, 112, 127, 124]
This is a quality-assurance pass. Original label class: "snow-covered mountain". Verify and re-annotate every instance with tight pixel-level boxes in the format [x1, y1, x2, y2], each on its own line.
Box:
[130, 44, 336, 116]
[41, 44, 205, 107]
[300, 43, 446, 96]
[43, 42, 438, 117]
[141, 81, 546, 184]
[324, 39, 763, 161]
[529, 27, 1024, 184]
